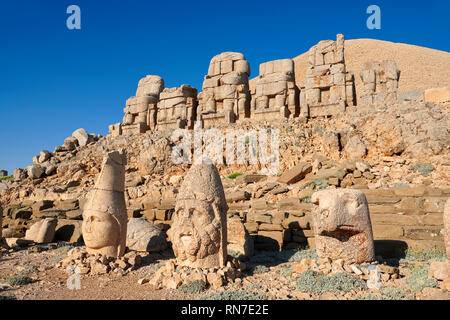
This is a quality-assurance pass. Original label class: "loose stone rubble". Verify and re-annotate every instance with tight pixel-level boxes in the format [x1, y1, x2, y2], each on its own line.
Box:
[81, 149, 128, 258]
[300, 34, 355, 117]
[252, 59, 298, 120]
[311, 189, 375, 264]
[359, 60, 400, 105]
[57, 246, 143, 276]
[197, 52, 251, 126]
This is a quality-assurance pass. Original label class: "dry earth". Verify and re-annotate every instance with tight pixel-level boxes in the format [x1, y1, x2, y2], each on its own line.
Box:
[0, 244, 448, 301]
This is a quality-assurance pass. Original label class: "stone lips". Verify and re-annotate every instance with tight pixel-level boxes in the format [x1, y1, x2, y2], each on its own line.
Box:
[170, 163, 228, 268]
[311, 189, 375, 264]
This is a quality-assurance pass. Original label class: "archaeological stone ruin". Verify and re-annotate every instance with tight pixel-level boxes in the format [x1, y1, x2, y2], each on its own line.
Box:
[1, 31, 449, 300]
[252, 59, 298, 120]
[300, 34, 355, 118]
[197, 52, 252, 126]
[359, 60, 401, 105]
[156, 85, 198, 130]
[121, 75, 164, 135]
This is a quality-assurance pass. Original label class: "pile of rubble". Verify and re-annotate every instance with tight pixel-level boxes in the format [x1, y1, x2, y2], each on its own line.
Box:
[56, 246, 143, 276]
[148, 257, 243, 290]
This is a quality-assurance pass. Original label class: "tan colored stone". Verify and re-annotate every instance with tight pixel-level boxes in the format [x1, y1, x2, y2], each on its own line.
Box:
[277, 162, 312, 185]
[82, 150, 128, 258]
[227, 217, 254, 257]
[169, 163, 228, 268]
[311, 189, 375, 264]
[25, 218, 57, 243]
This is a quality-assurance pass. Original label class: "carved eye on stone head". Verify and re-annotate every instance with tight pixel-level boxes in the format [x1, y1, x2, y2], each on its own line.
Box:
[321, 209, 330, 217]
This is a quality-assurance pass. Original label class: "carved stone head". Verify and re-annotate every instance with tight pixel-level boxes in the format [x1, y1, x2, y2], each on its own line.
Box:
[311, 189, 375, 264]
[82, 149, 128, 258]
[169, 163, 228, 268]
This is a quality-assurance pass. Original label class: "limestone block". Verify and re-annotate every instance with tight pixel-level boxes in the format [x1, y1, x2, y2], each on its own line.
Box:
[227, 217, 254, 257]
[126, 218, 167, 252]
[25, 218, 57, 243]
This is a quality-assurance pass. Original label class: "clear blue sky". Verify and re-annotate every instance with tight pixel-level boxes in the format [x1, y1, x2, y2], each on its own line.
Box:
[1, 0, 449, 174]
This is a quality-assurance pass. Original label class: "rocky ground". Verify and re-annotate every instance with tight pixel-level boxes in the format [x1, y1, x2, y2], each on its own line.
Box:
[0, 243, 448, 300]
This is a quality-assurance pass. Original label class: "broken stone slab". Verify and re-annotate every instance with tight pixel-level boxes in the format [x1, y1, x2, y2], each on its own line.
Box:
[5, 238, 34, 248]
[227, 191, 250, 202]
[278, 162, 313, 185]
[25, 218, 57, 243]
[227, 217, 254, 257]
[126, 218, 168, 252]
[0, 170, 8, 177]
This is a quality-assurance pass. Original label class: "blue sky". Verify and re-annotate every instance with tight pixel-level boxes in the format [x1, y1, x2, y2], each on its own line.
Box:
[0, 0, 449, 174]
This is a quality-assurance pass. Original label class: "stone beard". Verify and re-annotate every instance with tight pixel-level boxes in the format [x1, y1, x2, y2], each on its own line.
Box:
[170, 163, 228, 269]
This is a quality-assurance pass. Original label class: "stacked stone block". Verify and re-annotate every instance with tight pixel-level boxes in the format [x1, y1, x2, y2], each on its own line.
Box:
[359, 60, 400, 105]
[251, 59, 299, 120]
[197, 52, 251, 126]
[156, 85, 198, 130]
[122, 75, 164, 135]
[300, 34, 355, 118]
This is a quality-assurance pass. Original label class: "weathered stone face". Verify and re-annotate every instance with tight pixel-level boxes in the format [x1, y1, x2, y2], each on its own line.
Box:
[311, 189, 375, 264]
[170, 163, 228, 268]
[82, 149, 128, 258]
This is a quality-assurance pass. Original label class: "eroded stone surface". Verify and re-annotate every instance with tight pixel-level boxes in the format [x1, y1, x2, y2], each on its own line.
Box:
[252, 59, 298, 119]
[311, 189, 375, 264]
[359, 60, 400, 105]
[82, 149, 128, 258]
[157, 85, 198, 130]
[25, 218, 57, 243]
[300, 34, 355, 118]
[122, 75, 164, 133]
[168, 163, 228, 268]
[197, 52, 251, 126]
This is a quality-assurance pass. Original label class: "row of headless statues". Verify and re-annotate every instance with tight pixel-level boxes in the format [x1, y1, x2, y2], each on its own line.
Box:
[109, 34, 400, 136]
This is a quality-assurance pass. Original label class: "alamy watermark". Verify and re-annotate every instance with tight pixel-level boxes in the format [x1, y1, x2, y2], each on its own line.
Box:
[366, 5, 381, 30]
[66, 265, 81, 290]
[66, 5, 81, 30]
[171, 123, 280, 175]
